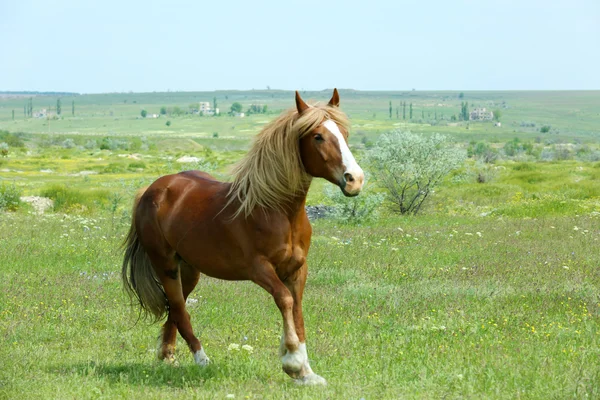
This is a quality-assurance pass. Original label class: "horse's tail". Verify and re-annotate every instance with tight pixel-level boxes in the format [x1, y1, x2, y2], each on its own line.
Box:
[121, 186, 168, 322]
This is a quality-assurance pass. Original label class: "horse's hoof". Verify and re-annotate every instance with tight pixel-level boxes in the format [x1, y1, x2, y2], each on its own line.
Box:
[194, 348, 210, 366]
[163, 356, 179, 367]
[294, 373, 327, 386]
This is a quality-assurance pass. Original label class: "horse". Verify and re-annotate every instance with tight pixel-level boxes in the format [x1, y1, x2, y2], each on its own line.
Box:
[121, 89, 364, 385]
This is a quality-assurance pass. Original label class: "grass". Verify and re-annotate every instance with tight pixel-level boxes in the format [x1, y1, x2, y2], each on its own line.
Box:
[0, 211, 598, 399]
[1, 90, 599, 398]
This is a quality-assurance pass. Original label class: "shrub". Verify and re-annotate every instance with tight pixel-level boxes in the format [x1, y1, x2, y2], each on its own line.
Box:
[84, 139, 97, 150]
[40, 185, 110, 213]
[0, 183, 22, 211]
[166, 120, 171, 127]
[0, 131, 25, 147]
[468, 141, 498, 163]
[540, 125, 551, 133]
[62, 138, 76, 149]
[324, 182, 384, 224]
[141, 109, 147, 118]
[0, 142, 8, 157]
[368, 131, 466, 215]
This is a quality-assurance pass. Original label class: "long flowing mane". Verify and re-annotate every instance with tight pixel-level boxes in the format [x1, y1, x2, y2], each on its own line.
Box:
[227, 103, 349, 218]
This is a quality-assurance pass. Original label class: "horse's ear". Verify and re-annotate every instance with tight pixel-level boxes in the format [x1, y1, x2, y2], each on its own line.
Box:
[328, 88, 340, 107]
[295, 91, 309, 114]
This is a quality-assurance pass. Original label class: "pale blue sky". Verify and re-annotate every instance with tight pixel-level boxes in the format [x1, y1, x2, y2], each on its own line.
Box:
[1, 0, 598, 93]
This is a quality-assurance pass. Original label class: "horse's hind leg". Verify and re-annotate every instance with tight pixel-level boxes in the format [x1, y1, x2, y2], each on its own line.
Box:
[150, 254, 209, 366]
[158, 260, 201, 363]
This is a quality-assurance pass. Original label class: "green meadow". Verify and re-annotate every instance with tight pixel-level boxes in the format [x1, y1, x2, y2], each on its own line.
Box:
[1, 90, 599, 399]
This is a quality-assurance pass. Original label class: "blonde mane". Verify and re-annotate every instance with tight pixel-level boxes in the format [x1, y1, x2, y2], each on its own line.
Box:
[227, 103, 349, 218]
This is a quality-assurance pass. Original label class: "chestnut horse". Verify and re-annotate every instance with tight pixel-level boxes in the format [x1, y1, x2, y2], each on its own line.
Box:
[122, 89, 364, 385]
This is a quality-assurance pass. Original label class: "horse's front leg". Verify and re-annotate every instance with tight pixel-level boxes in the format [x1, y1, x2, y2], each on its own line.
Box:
[251, 259, 311, 381]
[283, 263, 327, 385]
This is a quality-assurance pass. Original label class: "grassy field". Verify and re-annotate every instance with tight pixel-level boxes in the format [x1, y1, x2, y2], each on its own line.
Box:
[1, 90, 599, 399]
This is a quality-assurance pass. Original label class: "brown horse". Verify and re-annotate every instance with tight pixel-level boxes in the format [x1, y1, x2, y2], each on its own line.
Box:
[122, 89, 364, 385]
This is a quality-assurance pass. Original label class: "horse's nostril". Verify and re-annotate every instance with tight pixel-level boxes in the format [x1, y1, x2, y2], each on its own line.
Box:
[344, 173, 355, 182]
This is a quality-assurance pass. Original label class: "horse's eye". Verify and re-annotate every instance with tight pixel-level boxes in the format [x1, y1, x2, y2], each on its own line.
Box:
[314, 134, 324, 142]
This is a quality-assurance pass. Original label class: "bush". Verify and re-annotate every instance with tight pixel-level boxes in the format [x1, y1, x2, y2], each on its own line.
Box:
[0, 183, 22, 211]
[368, 131, 466, 215]
[141, 109, 147, 118]
[40, 185, 110, 213]
[84, 139, 97, 150]
[540, 125, 551, 133]
[165, 120, 171, 127]
[324, 182, 384, 224]
[62, 138, 76, 149]
[0, 131, 25, 147]
[468, 141, 498, 163]
[0, 142, 8, 157]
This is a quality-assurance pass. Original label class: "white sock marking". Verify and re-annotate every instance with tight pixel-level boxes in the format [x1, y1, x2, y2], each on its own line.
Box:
[194, 347, 210, 366]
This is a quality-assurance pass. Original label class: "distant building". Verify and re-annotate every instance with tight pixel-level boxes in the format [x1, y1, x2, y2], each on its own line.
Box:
[233, 112, 245, 118]
[470, 108, 494, 121]
[194, 102, 219, 116]
[34, 109, 47, 118]
[146, 113, 159, 118]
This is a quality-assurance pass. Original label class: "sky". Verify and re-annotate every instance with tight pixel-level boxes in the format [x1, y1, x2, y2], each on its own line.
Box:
[1, 0, 599, 93]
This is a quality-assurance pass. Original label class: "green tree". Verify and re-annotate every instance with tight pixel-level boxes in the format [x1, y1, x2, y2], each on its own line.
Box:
[368, 131, 466, 215]
[493, 109, 502, 121]
[402, 102, 406, 120]
[459, 92, 464, 99]
[230, 102, 242, 114]
[165, 120, 171, 126]
[389, 101, 392, 119]
[160, 106, 167, 115]
[409, 103, 413, 119]
[213, 96, 217, 111]
[262, 105, 268, 113]
[56, 99, 61, 115]
[422, 110, 424, 119]
[396, 106, 399, 119]
[72, 100, 75, 116]
[141, 109, 147, 118]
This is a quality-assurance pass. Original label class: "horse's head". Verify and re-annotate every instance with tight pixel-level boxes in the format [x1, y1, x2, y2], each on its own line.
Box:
[297, 89, 364, 197]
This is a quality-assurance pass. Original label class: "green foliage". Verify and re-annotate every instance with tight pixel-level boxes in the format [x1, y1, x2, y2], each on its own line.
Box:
[540, 125, 551, 133]
[140, 109, 147, 118]
[503, 138, 533, 157]
[324, 183, 384, 224]
[160, 106, 167, 115]
[230, 102, 243, 114]
[127, 161, 146, 170]
[369, 131, 466, 215]
[99, 137, 129, 151]
[493, 108, 502, 121]
[0, 130, 25, 147]
[460, 101, 469, 121]
[40, 185, 110, 213]
[467, 141, 498, 163]
[56, 98, 61, 115]
[0, 142, 8, 157]
[0, 182, 22, 210]
[165, 120, 171, 127]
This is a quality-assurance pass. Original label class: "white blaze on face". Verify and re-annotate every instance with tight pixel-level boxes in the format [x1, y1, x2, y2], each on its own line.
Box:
[322, 120, 364, 182]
